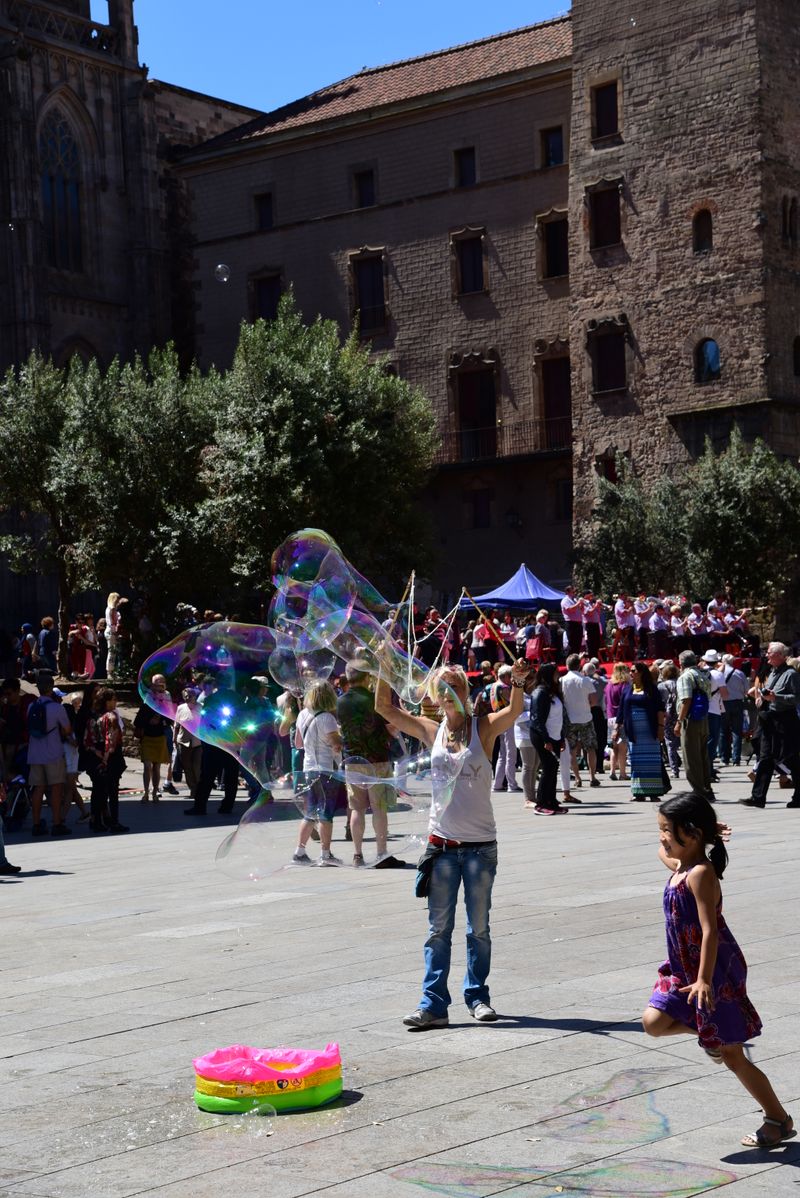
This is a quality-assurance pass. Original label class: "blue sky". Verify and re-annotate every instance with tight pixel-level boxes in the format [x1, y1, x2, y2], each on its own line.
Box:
[90, 1, 567, 112]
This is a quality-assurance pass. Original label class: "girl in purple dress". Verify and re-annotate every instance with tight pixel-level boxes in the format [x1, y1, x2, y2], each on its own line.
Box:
[642, 792, 793, 1148]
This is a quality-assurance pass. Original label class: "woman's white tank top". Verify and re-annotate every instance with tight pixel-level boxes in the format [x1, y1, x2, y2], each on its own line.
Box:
[429, 717, 496, 842]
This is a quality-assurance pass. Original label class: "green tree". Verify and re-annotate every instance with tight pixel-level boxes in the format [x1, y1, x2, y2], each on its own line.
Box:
[573, 469, 689, 597]
[199, 296, 438, 592]
[573, 428, 800, 608]
[685, 428, 800, 605]
[0, 348, 215, 669]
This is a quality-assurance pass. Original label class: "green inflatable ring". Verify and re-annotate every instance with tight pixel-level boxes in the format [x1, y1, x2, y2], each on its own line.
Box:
[195, 1077, 342, 1114]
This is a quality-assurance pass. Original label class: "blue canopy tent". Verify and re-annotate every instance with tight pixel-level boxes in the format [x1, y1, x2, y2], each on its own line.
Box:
[459, 564, 566, 610]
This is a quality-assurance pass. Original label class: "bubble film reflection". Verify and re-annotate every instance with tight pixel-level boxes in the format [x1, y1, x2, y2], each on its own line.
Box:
[138, 622, 279, 787]
[139, 528, 480, 877]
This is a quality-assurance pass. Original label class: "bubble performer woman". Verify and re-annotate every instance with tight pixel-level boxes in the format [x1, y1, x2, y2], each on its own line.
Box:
[643, 792, 792, 1149]
[375, 658, 529, 1029]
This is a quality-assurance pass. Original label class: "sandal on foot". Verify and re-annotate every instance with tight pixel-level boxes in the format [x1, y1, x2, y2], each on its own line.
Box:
[741, 1115, 795, 1147]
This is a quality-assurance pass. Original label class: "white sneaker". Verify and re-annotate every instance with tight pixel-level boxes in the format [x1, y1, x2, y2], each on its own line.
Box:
[470, 1002, 498, 1022]
[317, 851, 342, 867]
[292, 849, 313, 866]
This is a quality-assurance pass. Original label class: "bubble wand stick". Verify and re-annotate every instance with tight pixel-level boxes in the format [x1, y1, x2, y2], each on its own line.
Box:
[375, 570, 414, 697]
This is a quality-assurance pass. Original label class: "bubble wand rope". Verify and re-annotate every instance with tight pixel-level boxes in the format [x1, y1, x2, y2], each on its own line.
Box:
[375, 569, 414, 700]
[461, 586, 517, 664]
[426, 591, 467, 674]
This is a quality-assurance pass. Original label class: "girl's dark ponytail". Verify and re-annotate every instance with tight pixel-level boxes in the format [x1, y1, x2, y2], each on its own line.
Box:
[708, 834, 728, 879]
[660, 792, 728, 877]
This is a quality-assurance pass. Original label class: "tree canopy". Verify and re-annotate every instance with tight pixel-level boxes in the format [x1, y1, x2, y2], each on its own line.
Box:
[574, 428, 800, 606]
[0, 296, 438, 656]
[197, 298, 437, 592]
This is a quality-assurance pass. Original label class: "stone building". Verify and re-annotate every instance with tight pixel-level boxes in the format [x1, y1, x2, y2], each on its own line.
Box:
[567, 0, 800, 525]
[2, 1, 799, 608]
[177, 0, 800, 598]
[179, 20, 575, 598]
[0, 0, 258, 624]
[0, 0, 258, 373]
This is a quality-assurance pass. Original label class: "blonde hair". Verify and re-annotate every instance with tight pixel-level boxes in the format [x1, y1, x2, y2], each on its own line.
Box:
[107, 591, 120, 608]
[65, 691, 83, 707]
[611, 663, 631, 683]
[304, 680, 337, 714]
[426, 665, 473, 714]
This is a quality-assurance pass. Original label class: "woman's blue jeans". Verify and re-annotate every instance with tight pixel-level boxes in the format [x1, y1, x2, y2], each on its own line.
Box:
[421, 842, 497, 1015]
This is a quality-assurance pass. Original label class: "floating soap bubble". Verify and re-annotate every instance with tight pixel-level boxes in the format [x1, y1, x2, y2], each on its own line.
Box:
[216, 792, 305, 880]
[214, 263, 231, 283]
[141, 529, 480, 879]
[139, 622, 280, 786]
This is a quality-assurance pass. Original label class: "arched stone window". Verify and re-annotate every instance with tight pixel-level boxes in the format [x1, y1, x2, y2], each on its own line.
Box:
[39, 107, 83, 272]
[692, 209, 713, 254]
[794, 336, 800, 378]
[695, 338, 721, 384]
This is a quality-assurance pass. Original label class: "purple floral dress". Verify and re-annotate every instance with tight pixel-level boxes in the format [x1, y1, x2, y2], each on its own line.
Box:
[649, 867, 762, 1049]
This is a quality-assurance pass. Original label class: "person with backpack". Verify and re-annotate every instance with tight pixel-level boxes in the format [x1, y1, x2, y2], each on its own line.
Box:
[674, 650, 713, 800]
[27, 673, 73, 836]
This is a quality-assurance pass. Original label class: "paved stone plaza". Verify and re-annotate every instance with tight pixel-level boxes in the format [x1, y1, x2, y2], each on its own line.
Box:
[3, 764, 800, 1197]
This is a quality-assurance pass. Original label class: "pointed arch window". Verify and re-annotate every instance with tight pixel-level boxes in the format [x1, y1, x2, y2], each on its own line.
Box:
[39, 108, 83, 272]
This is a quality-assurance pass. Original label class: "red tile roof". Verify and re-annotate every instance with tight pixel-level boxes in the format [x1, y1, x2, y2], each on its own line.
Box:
[200, 17, 571, 152]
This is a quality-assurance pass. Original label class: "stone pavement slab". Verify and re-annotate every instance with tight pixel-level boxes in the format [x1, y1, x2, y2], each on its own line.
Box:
[3, 761, 799, 1196]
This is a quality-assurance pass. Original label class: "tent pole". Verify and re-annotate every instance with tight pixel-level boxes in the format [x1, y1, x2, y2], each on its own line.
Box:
[462, 586, 517, 664]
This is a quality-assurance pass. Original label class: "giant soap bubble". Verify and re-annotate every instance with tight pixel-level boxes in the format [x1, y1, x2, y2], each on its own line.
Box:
[139, 528, 469, 874]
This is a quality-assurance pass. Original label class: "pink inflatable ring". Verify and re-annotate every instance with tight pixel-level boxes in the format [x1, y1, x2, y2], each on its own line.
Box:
[193, 1042, 342, 1114]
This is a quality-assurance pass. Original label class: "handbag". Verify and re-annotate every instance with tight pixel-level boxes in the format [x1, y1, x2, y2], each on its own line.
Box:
[414, 842, 443, 898]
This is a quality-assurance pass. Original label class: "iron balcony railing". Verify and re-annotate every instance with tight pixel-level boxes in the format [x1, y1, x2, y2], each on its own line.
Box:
[434, 417, 572, 465]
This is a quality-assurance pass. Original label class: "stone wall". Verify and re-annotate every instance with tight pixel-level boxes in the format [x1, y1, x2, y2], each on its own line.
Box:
[181, 73, 575, 593]
[568, 0, 771, 529]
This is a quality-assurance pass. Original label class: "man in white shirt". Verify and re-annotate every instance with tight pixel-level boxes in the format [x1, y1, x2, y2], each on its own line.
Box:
[560, 587, 584, 655]
[28, 673, 72, 837]
[687, 604, 709, 654]
[701, 650, 728, 781]
[634, 593, 654, 656]
[561, 654, 600, 790]
[648, 603, 670, 658]
[613, 592, 635, 660]
[582, 592, 604, 659]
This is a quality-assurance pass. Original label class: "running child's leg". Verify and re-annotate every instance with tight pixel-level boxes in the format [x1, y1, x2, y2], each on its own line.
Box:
[719, 1044, 792, 1144]
[641, 1006, 692, 1037]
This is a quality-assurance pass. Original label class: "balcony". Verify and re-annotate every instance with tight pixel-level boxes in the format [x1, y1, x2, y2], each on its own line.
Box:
[434, 417, 572, 466]
[5, 2, 119, 55]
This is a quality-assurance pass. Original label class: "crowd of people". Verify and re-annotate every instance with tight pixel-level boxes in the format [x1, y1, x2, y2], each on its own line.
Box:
[2, 593, 797, 1151]
[416, 590, 762, 672]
